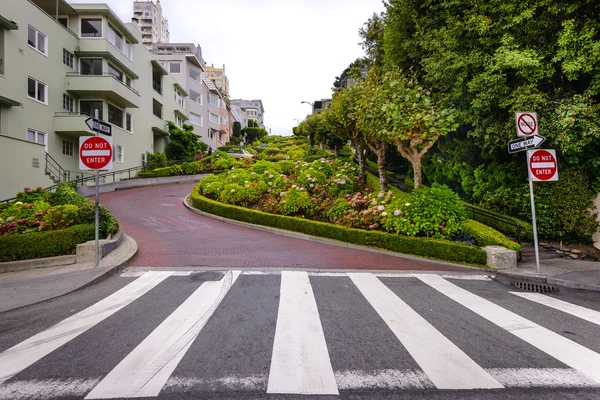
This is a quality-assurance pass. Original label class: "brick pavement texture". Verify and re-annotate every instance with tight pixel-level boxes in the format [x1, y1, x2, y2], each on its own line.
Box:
[100, 182, 470, 271]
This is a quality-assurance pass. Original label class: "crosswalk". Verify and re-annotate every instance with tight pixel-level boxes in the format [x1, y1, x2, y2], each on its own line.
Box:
[1, 270, 600, 399]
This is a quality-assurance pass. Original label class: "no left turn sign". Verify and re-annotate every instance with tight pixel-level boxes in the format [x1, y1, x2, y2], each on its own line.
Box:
[516, 112, 538, 137]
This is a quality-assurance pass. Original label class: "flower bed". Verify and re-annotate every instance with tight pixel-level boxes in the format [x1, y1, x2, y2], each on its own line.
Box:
[0, 184, 119, 262]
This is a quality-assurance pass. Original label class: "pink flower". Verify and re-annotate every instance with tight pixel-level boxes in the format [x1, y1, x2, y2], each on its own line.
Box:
[382, 212, 388, 217]
[280, 192, 286, 196]
[378, 192, 385, 198]
[321, 190, 326, 195]
[377, 206, 385, 211]
[36, 187, 44, 190]
[394, 210, 402, 216]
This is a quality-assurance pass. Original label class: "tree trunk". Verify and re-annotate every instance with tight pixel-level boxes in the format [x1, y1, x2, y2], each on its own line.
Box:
[396, 138, 436, 190]
[357, 146, 367, 185]
[411, 155, 423, 189]
[368, 139, 388, 192]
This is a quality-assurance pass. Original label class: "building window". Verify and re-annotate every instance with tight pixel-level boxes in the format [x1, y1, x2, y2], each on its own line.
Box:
[153, 99, 162, 119]
[175, 90, 184, 107]
[175, 114, 183, 127]
[27, 25, 47, 55]
[63, 94, 74, 112]
[189, 66, 202, 82]
[125, 113, 132, 132]
[26, 129, 46, 145]
[27, 76, 47, 104]
[208, 94, 219, 107]
[80, 18, 102, 38]
[63, 49, 74, 69]
[190, 112, 202, 126]
[190, 89, 202, 105]
[209, 113, 219, 124]
[57, 16, 69, 28]
[107, 24, 124, 52]
[80, 59, 102, 75]
[62, 140, 74, 156]
[108, 63, 123, 81]
[108, 103, 124, 128]
[209, 130, 215, 140]
[81, 100, 103, 120]
[169, 61, 181, 74]
[114, 145, 124, 163]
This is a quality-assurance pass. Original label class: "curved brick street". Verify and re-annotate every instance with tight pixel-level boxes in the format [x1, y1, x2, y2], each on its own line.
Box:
[100, 182, 471, 271]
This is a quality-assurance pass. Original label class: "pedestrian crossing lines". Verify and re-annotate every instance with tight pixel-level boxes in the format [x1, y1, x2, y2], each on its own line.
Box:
[1, 270, 600, 399]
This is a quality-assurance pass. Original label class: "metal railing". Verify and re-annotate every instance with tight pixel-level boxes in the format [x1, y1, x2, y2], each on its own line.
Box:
[45, 152, 70, 183]
[355, 154, 526, 245]
[153, 81, 162, 95]
[0, 57, 4, 75]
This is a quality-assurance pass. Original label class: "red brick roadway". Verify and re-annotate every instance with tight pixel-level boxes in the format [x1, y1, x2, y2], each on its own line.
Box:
[100, 182, 471, 271]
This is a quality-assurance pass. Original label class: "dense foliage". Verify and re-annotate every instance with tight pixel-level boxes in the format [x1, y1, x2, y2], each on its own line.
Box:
[165, 122, 204, 161]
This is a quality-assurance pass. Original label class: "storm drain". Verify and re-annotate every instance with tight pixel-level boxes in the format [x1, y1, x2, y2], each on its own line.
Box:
[186, 271, 225, 283]
[510, 280, 559, 294]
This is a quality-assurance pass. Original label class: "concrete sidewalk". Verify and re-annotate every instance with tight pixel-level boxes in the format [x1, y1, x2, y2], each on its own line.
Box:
[0, 234, 138, 314]
[497, 257, 600, 292]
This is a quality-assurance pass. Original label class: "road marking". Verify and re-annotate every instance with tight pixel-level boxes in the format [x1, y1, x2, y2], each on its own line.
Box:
[267, 271, 338, 395]
[416, 274, 600, 384]
[486, 368, 600, 388]
[0, 378, 100, 400]
[510, 292, 600, 326]
[349, 273, 503, 389]
[334, 369, 434, 390]
[165, 374, 266, 392]
[85, 271, 240, 399]
[0, 272, 171, 386]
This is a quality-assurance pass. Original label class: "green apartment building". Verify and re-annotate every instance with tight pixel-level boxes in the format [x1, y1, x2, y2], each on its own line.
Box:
[0, 0, 188, 200]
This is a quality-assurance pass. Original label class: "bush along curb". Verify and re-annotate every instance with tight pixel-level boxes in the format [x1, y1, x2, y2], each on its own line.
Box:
[190, 183, 488, 266]
[460, 219, 522, 253]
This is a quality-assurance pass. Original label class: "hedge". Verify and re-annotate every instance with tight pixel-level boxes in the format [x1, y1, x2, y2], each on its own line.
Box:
[190, 184, 487, 266]
[460, 219, 522, 252]
[0, 224, 95, 262]
[465, 204, 534, 242]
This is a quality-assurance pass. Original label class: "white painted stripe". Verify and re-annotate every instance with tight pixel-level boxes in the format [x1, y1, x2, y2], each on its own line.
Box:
[531, 162, 555, 168]
[486, 368, 600, 388]
[85, 271, 240, 399]
[0, 379, 100, 400]
[267, 271, 338, 395]
[416, 274, 600, 384]
[510, 292, 600, 326]
[81, 150, 110, 156]
[0, 272, 171, 386]
[349, 273, 503, 389]
[335, 369, 434, 390]
[165, 375, 266, 392]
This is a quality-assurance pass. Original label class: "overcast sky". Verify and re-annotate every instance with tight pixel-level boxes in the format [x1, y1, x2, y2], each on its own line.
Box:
[71, 0, 385, 135]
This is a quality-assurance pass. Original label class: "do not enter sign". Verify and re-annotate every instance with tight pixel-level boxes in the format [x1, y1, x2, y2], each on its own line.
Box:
[79, 136, 113, 171]
[527, 149, 558, 182]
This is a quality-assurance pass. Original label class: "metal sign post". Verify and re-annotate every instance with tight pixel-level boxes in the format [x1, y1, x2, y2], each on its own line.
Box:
[94, 110, 100, 268]
[528, 179, 541, 274]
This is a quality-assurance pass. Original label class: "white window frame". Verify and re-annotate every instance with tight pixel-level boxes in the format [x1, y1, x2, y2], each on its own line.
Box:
[107, 101, 125, 129]
[125, 112, 133, 133]
[169, 61, 182, 74]
[27, 25, 47, 56]
[189, 89, 203, 105]
[27, 76, 48, 105]
[114, 144, 124, 163]
[79, 16, 103, 39]
[209, 112, 219, 125]
[63, 93, 74, 112]
[175, 90, 184, 107]
[208, 94, 219, 107]
[175, 114, 184, 127]
[190, 112, 203, 127]
[63, 48, 75, 69]
[79, 99, 104, 120]
[62, 139, 74, 156]
[26, 128, 47, 151]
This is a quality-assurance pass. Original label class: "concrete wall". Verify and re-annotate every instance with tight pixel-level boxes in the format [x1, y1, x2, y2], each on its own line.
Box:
[0, 135, 53, 197]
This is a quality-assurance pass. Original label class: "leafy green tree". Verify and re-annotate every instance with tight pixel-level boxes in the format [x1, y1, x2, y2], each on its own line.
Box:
[165, 122, 202, 161]
[243, 125, 268, 144]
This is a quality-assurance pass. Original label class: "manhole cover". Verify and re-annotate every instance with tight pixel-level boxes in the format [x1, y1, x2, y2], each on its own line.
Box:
[186, 271, 225, 283]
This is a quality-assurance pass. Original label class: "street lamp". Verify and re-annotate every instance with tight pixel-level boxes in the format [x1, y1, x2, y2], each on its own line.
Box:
[301, 101, 313, 116]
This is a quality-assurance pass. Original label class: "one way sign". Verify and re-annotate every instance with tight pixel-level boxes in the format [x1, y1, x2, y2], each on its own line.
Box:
[85, 117, 112, 136]
[508, 135, 546, 154]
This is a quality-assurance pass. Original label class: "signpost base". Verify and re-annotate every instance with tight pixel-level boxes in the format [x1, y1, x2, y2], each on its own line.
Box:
[529, 179, 541, 274]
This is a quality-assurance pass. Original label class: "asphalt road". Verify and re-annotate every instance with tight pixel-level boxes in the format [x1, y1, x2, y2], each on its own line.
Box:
[1, 270, 599, 400]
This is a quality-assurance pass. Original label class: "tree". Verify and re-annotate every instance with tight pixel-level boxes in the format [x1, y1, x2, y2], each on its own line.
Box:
[333, 58, 368, 92]
[165, 122, 202, 160]
[242, 123, 268, 144]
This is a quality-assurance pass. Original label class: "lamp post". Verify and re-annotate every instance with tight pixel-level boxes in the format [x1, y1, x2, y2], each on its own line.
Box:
[301, 101, 314, 115]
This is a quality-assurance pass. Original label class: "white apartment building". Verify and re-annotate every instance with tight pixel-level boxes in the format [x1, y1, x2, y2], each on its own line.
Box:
[152, 42, 231, 149]
[131, 0, 169, 50]
[0, 0, 187, 200]
[230, 99, 265, 128]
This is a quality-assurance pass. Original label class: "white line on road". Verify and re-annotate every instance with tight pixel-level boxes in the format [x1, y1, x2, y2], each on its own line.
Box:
[349, 273, 502, 389]
[334, 369, 434, 390]
[165, 374, 267, 392]
[0, 378, 100, 400]
[85, 271, 240, 399]
[486, 368, 600, 388]
[416, 274, 600, 384]
[267, 271, 338, 395]
[0, 272, 172, 386]
[510, 292, 600, 326]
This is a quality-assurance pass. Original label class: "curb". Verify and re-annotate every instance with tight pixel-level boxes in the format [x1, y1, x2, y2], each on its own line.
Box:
[0, 233, 138, 314]
[183, 195, 487, 272]
[494, 270, 600, 293]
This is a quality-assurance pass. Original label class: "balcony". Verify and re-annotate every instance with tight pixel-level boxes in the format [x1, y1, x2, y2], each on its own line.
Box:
[66, 73, 140, 108]
[76, 38, 134, 72]
[54, 112, 94, 135]
[153, 81, 162, 95]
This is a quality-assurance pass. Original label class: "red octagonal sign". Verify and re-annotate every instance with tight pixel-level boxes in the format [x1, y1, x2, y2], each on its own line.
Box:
[527, 149, 558, 182]
[79, 136, 113, 171]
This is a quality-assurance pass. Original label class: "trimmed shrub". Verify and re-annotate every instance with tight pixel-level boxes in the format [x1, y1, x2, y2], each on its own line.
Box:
[279, 188, 313, 216]
[42, 205, 80, 230]
[460, 219, 522, 252]
[190, 185, 487, 266]
[0, 224, 95, 262]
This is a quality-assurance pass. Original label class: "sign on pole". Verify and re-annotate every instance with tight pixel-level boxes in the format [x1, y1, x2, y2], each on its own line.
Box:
[527, 149, 558, 182]
[85, 117, 112, 136]
[516, 112, 538, 137]
[79, 136, 113, 171]
[507, 134, 545, 154]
